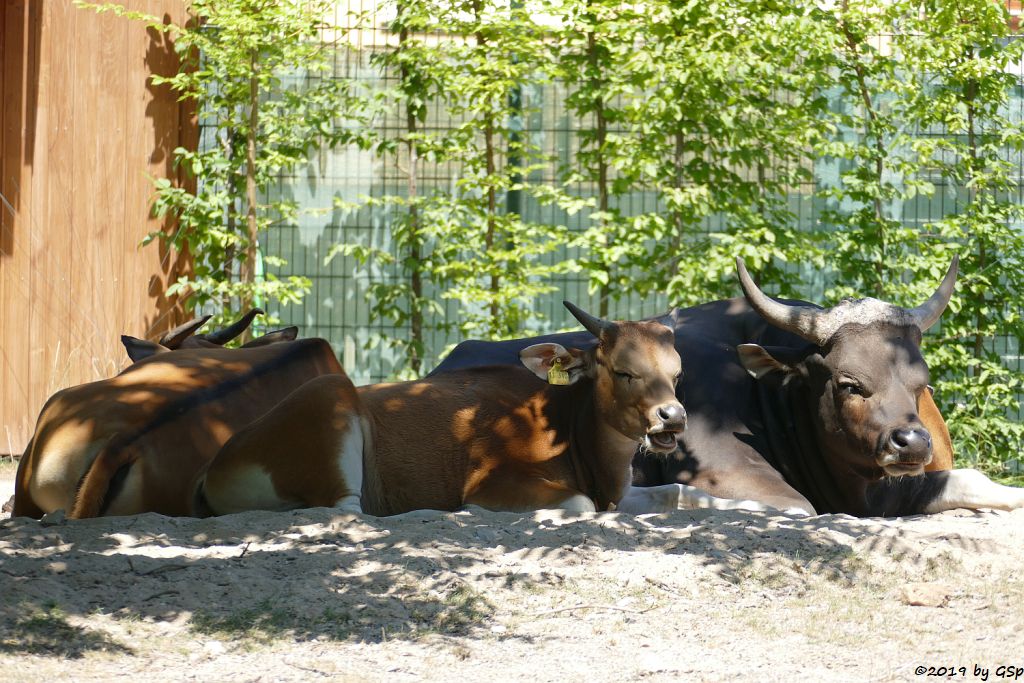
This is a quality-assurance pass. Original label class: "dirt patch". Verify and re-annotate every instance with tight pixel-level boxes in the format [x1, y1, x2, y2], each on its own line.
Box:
[1, 469, 1023, 682]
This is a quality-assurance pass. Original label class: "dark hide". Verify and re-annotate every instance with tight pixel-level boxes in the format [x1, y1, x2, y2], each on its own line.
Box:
[430, 298, 955, 516]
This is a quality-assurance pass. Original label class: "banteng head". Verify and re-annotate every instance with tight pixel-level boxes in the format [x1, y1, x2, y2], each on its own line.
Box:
[519, 301, 686, 453]
[122, 309, 298, 362]
[735, 257, 958, 478]
[161, 308, 267, 349]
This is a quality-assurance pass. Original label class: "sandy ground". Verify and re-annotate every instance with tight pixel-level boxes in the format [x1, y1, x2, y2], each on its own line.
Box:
[2, 462, 1023, 683]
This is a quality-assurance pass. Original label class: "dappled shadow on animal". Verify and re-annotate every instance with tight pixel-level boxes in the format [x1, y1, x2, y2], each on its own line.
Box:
[430, 256, 1024, 517]
[13, 319, 343, 519]
[198, 301, 688, 518]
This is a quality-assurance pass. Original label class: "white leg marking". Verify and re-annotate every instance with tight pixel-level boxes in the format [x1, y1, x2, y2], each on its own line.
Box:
[332, 419, 364, 514]
[616, 484, 681, 513]
[102, 465, 146, 516]
[616, 484, 812, 516]
[211, 465, 294, 514]
[33, 460, 79, 514]
[33, 433, 98, 512]
[924, 469, 1024, 513]
[554, 493, 597, 513]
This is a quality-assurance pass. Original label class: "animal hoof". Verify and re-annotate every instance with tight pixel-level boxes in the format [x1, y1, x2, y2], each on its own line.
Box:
[40, 509, 67, 526]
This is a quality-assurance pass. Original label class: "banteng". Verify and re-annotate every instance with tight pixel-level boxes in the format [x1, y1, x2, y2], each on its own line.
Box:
[197, 303, 716, 516]
[430, 257, 1022, 516]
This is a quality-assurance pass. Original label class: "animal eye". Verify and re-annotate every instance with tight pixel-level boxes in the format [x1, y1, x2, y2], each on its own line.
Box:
[615, 371, 636, 381]
[838, 381, 864, 396]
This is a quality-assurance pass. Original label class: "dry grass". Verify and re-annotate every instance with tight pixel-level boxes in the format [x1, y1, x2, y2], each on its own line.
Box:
[0, 457, 18, 480]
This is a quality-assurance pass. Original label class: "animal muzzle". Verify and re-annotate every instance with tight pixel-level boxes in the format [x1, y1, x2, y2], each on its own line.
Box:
[644, 402, 687, 453]
[878, 427, 932, 475]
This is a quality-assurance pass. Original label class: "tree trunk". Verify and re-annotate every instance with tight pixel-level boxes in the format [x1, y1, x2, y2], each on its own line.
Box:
[239, 49, 260, 344]
[839, 4, 886, 297]
[398, 6, 423, 374]
[586, 14, 611, 318]
[473, 3, 501, 332]
[965, 69, 985, 376]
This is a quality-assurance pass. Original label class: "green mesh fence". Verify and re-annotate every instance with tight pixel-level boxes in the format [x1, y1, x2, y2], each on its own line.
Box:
[246, 11, 1024, 388]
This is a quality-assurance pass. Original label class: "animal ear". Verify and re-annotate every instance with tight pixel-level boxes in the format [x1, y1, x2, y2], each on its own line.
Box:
[737, 344, 799, 380]
[653, 311, 676, 328]
[122, 335, 171, 363]
[241, 326, 298, 347]
[519, 343, 588, 384]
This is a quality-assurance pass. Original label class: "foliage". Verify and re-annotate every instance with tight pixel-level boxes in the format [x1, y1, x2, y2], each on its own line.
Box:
[431, 0, 573, 339]
[330, 0, 571, 373]
[624, 0, 833, 305]
[549, 0, 633, 317]
[326, 0, 456, 376]
[902, 0, 1024, 474]
[547, 0, 834, 310]
[81, 0, 369, 333]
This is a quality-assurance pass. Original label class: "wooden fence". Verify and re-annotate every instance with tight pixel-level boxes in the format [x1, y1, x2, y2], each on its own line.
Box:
[0, 0, 195, 456]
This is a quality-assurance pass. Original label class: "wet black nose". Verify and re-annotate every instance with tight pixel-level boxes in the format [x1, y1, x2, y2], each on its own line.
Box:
[657, 403, 687, 430]
[888, 427, 932, 462]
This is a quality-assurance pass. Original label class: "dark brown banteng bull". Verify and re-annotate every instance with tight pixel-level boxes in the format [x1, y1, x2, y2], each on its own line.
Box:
[729, 255, 1022, 515]
[13, 324, 340, 519]
[430, 257, 1023, 516]
[195, 302, 695, 516]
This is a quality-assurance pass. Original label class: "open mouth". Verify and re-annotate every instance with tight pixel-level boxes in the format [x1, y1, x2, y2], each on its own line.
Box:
[881, 461, 926, 477]
[878, 448, 931, 477]
[644, 430, 681, 453]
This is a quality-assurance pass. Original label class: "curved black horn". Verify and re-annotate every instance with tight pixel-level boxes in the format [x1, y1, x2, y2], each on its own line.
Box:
[200, 308, 265, 345]
[736, 258, 827, 345]
[563, 301, 613, 338]
[907, 255, 959, 332]
[158, 314, 213, 348]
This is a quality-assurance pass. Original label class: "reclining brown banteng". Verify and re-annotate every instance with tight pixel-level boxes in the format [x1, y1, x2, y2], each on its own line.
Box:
[13, 314, 337, 518]
[196, 302, 695, 516]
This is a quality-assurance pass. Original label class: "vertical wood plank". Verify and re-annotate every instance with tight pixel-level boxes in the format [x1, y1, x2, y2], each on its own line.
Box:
[0, 5, 5, 252]
[68, 0, 106, 387]
[1, 0, 36, 455]
[105, 1, 130, 372]
[137, 0, 193, 344]
[30, 0, 74, 412]
[125, 0, 172, 342]
[25, 0, 49, 418]
[122, 0, 146, 344]
[100, 3, 129, 376]
[143, 0, 193, 339]
[67, 1, 94, 390]
[0, 1, 12, 455]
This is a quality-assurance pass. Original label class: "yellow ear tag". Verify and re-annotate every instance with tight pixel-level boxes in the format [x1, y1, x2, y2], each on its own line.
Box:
[547, 358, 571, 385]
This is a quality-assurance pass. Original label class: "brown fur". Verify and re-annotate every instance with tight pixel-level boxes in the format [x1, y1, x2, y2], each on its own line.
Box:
[14, 338, 342, 519]
[357, 370, 602, 515]
[199, 374, 363, 511]
[201, 318, 685, 517]
[70, 436, 135, 519]
[920, 391, 954, 471]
